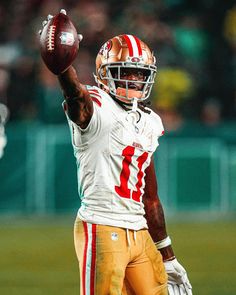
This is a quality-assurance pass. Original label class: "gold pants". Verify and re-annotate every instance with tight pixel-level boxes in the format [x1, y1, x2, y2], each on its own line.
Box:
[74, 218, 168, 295]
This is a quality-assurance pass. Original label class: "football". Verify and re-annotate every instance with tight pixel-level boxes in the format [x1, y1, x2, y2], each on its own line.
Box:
[39, 11, 79, 75]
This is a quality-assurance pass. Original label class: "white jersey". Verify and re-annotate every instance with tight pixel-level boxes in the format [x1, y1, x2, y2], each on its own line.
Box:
[65, 86, 164, 230]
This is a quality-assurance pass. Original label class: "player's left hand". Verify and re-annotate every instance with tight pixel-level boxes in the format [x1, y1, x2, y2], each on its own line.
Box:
[164, 258, 192, 295]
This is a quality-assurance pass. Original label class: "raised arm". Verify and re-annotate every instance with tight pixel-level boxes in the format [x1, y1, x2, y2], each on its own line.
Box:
[39, 9, 93, 128]
[58, 66, 93, 128]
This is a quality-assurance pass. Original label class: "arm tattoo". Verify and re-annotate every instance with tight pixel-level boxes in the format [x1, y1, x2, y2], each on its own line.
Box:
[58, 66, 93, 127]
[143, 158, 175, 259]
[144, 198, 167, 242]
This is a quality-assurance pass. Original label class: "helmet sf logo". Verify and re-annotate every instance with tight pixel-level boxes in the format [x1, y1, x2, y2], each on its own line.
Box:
[99, 40, 112, 58]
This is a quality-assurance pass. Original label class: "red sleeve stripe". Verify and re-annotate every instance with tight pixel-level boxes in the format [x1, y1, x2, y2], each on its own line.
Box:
[88, 89, 100, 96]
[92, 96, 102, 107]
[89, 92, 102, 100]
[123, 34, 142, 57]
[88, 89, 102, 107]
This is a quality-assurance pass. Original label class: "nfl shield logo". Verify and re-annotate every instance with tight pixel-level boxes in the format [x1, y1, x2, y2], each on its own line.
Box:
[111, 232, 118, 241]
[60, 32, 75, 46]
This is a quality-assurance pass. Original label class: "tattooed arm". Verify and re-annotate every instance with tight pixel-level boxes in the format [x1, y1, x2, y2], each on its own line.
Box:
[143, 157, 175, 261]
[58, 66, 93, 128]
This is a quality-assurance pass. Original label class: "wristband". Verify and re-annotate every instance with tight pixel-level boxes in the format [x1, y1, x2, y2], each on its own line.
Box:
[163, 256, 176, 262]
[154, 236, 171, 249]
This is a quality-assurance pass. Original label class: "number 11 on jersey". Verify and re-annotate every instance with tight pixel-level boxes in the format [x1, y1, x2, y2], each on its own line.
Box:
[115, 146, 148, 202]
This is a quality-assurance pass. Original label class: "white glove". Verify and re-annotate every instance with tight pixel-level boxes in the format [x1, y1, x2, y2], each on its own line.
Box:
[38, 9, 83, 42]
[164, 258, 192, 295]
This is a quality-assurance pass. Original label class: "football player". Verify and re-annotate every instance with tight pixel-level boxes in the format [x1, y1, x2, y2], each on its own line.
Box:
[0, 103, 8, 159]
[40, 10, 192, 295]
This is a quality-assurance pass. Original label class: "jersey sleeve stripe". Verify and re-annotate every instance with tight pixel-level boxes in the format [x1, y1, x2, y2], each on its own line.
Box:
[88, 89, 102, 106]
[91, 96, 102, 107]
[88, 89, 100, 96]
[89, 92, 102, 100]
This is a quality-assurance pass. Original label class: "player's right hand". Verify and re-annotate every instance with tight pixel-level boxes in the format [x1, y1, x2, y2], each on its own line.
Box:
[38, 9, 83, 42]
[39, 9, 83, 75]
[38, 13, 53, 35]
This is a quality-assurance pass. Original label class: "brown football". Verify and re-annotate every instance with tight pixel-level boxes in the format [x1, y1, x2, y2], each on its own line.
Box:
[39, 12, 79, 75]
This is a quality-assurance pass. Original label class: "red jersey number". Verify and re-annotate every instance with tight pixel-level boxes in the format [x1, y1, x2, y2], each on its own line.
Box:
[115, 146, 148, 202]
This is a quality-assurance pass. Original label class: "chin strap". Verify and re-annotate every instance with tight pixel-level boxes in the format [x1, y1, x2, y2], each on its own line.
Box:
[131, 97, 138, 112]
[126, 97, 140, 125]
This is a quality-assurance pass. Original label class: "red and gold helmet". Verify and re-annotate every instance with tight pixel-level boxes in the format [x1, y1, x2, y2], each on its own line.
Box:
[94, 34, 157, 104]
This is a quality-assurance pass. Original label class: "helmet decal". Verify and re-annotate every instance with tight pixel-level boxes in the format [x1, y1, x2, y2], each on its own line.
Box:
[99, 40, 112, 59]
[131, 57, 141, 62]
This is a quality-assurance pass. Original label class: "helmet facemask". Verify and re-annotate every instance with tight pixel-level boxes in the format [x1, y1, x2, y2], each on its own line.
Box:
[97, 62, 156, 104]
